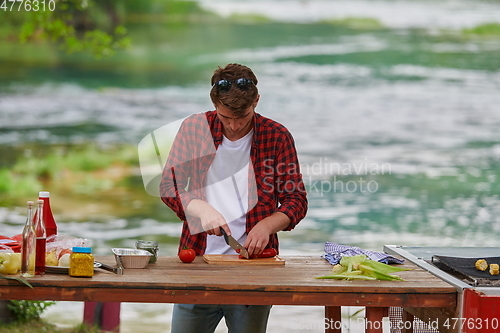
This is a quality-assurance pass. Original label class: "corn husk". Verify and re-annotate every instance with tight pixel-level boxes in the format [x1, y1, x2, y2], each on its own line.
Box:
[317, 255, 410, 281]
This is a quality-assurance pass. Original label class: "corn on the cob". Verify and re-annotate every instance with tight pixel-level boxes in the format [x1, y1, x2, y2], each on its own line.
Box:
[317, 255, 410, 281]
[489, 263, 499, 275]
[316, 274, 376, 280]
[475, 259, 488, 271]
[331, 264, 347, 275]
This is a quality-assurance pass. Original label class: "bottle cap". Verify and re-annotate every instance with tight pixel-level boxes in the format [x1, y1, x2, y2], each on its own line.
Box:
[27, 201, 34, 207]
[37, 199, 44, 205]
[39, 191, 50, 198]
[72, 247, 92, 254]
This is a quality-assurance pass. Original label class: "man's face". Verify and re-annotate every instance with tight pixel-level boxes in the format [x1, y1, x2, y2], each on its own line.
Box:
[215, 102, 256, 140]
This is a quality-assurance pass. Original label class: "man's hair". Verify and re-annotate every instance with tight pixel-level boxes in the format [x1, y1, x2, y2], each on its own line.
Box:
[210, 63, 259, 117]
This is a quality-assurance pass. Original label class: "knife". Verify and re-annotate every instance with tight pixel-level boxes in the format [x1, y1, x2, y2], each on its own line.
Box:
[220, 227, 250, 259]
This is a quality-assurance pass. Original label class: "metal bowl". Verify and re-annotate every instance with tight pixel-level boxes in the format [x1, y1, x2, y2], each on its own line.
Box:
[112, 248, 152, 269]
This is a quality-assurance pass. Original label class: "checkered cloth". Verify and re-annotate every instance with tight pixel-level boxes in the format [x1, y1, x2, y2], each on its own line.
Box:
[322, 242, 404, 265]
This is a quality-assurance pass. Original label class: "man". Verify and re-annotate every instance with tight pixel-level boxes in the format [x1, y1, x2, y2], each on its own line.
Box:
[160, 63, 307, 333]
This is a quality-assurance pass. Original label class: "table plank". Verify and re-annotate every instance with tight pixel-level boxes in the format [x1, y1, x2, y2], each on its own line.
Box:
[203, 254, 285, 266]
[0, 256, 456, 308]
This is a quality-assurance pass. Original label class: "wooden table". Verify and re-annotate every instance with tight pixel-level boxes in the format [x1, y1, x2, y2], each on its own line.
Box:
[0, 256, 457, 333]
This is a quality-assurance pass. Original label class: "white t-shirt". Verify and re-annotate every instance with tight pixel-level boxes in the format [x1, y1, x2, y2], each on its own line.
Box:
[204, 129, 253, 255]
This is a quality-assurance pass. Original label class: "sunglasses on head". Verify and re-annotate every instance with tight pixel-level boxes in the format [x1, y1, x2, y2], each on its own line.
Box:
[213, 78, 254, 92]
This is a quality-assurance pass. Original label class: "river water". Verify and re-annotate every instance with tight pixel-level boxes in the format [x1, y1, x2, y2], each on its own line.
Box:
[2, 0, 500, 331]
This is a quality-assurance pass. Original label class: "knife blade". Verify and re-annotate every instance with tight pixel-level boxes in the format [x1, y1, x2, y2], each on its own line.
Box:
[220, 227, 249, 259]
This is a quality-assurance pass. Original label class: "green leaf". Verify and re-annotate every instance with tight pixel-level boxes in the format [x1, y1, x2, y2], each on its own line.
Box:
[0, 275, 34, 289]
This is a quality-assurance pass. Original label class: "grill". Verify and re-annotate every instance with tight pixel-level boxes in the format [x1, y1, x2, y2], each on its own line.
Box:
[431, 255, 500, 287]
[384, 246, 500, 333]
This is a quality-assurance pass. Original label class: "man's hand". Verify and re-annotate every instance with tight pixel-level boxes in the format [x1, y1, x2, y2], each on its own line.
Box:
[244, 221, 272, 257]
[243, 212, 291, 257]
[186, 199, 229, 236]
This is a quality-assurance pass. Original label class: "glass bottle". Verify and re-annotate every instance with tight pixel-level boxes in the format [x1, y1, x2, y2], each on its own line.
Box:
[34, 199, 46, 275]
[38, 191, 57, 239]
[21, 201, 36, 277]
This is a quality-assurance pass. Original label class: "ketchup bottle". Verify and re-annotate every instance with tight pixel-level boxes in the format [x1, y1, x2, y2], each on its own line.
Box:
[38, 191, 58, 239]
[34, 199, 46, 275]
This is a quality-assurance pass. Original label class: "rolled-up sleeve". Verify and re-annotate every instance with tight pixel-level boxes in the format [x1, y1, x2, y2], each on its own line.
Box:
[159, 122, 193, 222]
[274, 131, 308, 230]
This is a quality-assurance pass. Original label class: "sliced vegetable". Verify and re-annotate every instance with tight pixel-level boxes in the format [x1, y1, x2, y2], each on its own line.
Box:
[475, 259, 488, 271]
[489, 263, 499, 275]
[317, 255, 410, 281]
[239, 248, 277, 259]
[257, 248, 277, 258]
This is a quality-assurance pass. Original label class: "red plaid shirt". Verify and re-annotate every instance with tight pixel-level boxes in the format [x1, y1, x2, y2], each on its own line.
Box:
[160, 110, 307, 255]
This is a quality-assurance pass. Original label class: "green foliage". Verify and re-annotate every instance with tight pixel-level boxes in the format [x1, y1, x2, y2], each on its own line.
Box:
[0, 173, 43, 202]
[0, 143, 138, 205]
[463, 23, 500, 36]
[0, 275, 33, 288]
[10, 144, 135, 177]
[8, 0, 131, 58]
[0, 169, 11, 193]
[7, 301, 55, 323]
[1, 0, 220, 57]
[164, 0, 207, 15]
[61, 145, 114, 172]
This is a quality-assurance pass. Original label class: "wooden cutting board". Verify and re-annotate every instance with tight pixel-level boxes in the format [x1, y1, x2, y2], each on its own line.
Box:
[203, 254, 285, 266]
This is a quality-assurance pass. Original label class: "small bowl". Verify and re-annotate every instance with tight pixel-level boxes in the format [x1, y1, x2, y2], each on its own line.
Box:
[112, 248, 152, 269]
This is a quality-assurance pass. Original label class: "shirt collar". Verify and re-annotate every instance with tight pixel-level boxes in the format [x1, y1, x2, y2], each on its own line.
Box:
[211, 111, 261, 148]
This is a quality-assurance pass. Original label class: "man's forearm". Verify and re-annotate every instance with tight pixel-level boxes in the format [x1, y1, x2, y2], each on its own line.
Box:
[185, 199, 208, 218]
[258, 212, 291, 235]
[186, 199, 228, 236]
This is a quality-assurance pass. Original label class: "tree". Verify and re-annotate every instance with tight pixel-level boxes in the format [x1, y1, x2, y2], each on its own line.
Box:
[2, 0, 130, 58]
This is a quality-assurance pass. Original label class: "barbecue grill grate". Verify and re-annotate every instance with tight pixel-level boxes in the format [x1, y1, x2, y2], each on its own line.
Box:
[431, 255, 500, 287]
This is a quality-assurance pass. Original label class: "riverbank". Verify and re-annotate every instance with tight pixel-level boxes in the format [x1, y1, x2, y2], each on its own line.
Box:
[0, 142, 177, 220]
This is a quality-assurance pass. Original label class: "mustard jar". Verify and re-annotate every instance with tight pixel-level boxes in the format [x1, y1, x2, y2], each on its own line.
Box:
[69, 247, 94, 277]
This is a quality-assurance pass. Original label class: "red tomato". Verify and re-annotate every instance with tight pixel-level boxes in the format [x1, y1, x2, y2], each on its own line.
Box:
[239, 248, 277, 259]
[179, 248, 196, 263]
[259, 248, 277, 258]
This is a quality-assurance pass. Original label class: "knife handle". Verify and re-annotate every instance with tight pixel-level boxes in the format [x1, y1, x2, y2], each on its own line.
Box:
[219, 227, 229, 243]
